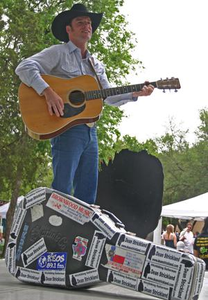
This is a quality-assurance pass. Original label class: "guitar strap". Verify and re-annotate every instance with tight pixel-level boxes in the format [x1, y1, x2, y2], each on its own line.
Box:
[88, 57, 103, 91]
[86, 57, 103, 127]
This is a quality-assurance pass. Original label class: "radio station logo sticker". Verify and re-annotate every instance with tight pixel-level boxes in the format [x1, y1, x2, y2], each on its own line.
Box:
[72, 236, 88, 261]
[37, 252, 67, 270]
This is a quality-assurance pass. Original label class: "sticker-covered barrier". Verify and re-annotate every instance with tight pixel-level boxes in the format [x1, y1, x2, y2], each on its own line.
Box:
[5, 187, 206, 300]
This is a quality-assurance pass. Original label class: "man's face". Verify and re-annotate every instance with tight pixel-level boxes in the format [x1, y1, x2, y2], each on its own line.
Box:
[66, 16, 92, 43]
[187, 224, 192, 232]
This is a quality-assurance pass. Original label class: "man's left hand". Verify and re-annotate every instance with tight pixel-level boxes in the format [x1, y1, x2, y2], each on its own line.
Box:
[133, 84, 154, 98]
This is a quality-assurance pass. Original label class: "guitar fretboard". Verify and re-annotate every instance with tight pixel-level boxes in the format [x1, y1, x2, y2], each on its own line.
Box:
[85, 82, 157, 100]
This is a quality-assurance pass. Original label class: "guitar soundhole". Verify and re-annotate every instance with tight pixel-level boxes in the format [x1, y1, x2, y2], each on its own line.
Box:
[68, 90, 85, 106]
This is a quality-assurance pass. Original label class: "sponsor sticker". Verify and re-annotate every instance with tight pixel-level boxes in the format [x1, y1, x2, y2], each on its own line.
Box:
[25, 187, 46, 209]
[69, 269, 100, 287]
[10, 207, 27, 239]
[147, 245, 182, 268]
[37, 252, 67, 270]
[42, 270, 66, 286]
[173, 262, 194, 300]
[193, 259, 206, 296]
[5, 242, 16, 275]
[103, 244, 145, 278]
[92, 214, 125, 239]
[117, 234, 150, 254]
[72, 236, 88, 261]
[46, 192, 94, 224]
[85, 231, 106, 269]
[16, 267, 41, 283]
[107, 270, 137, 290]
[21, 237, 47, 267]
[137, 279, 171, 300]
[142, 261, 178, 287]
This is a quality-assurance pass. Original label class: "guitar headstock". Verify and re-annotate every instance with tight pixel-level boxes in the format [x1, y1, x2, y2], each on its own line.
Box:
[156, 77, 181, 91]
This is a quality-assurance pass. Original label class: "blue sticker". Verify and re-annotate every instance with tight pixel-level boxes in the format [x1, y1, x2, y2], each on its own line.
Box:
[37, 252, 67, 270]
[16, 224, 29, 261]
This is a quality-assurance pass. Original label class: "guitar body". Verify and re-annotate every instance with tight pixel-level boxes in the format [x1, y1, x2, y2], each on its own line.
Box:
[19, 75, 103, 139]
[18, 75, 181, 140]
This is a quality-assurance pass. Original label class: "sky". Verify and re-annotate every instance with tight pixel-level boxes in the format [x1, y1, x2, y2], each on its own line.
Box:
[118, 0, 208, 143]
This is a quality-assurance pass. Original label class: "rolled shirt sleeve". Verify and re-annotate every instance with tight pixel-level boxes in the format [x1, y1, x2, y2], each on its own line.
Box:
[15, 46, 61, 95]
[104, 92, 138, 107]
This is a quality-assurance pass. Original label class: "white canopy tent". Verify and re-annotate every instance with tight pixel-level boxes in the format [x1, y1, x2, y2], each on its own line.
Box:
[161, 192, 208, 221]
[0, 203, 10, 219]
[0, 196, 24, 219]
[153, 192, 208, 244]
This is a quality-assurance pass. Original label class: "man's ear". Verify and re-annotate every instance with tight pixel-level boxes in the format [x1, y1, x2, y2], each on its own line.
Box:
[66, 25, 71, 34]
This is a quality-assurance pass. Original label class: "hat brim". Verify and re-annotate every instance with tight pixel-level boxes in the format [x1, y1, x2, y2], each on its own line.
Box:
[52, 10, 103, 42]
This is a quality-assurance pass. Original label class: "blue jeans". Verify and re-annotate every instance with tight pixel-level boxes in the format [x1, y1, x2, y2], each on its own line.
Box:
[51, 124, 98, 204]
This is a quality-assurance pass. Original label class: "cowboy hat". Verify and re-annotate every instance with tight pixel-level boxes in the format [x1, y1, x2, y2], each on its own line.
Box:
[51, 3, 103, 42]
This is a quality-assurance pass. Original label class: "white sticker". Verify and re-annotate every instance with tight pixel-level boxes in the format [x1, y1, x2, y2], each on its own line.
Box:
[137, 279, 171, 300]
[103, 244, 145, 278]
[107, 270, 137, 290]
[49, 215, 63, 226]
[5, 242, 16, 275]
[10, 207, 27, 239]
[42, 270, 66, 286]
[25, 187, 46, 209]
[46, 192, 94, 224]
[142, 261, 178, 287]
[173, 262, 194, 300]
[21, 237, 47, 267]
[16, 267, 41, 283]
[30, 204, 44, 222]
[117, 234, 150, 254]
[69, 269, 100, 287]
[92, 214, 125, 239]
[86, 231, 106, 268]
[192, 259, 206, 297]
[147, 245, 183, 268]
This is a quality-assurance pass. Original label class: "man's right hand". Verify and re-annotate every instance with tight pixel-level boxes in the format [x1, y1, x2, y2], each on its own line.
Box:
[42, 87, 64, 117]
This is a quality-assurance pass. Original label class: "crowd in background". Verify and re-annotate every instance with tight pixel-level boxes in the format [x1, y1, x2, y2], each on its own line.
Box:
[161, 218, 208, 270]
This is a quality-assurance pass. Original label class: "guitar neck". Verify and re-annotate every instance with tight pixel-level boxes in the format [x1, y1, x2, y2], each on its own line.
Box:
[85, 82, 157, 100]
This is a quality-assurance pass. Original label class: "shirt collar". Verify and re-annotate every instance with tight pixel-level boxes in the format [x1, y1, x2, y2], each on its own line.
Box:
[66, 41, 91, 58]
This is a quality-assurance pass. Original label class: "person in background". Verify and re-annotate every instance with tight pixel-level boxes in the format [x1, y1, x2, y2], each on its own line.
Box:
[175, 230, 180, 242]
[161, 224, 177, 249]
[15, 3, 154, 204]
[179, 222, 194, 254]
[194, 217, 208, 270]
[177, 241, 186, 252]
[194, 231, 200, 238]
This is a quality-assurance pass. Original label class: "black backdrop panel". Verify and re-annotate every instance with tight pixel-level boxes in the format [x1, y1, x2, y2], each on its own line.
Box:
[96, 150, 164, 238]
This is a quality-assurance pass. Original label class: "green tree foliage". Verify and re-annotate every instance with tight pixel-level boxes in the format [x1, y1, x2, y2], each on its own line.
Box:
[0, 0, 142, 251]
[156, 113, 208, 206]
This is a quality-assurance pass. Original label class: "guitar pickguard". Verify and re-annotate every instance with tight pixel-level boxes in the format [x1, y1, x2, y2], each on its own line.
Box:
[61, 103, 85, 118]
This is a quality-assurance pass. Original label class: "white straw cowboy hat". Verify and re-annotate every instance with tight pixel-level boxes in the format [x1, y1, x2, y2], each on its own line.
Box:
[51, 3, 103, 42]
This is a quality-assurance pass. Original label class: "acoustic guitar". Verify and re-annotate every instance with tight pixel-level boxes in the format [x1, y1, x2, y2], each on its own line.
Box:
[18, 75, 181, 140]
